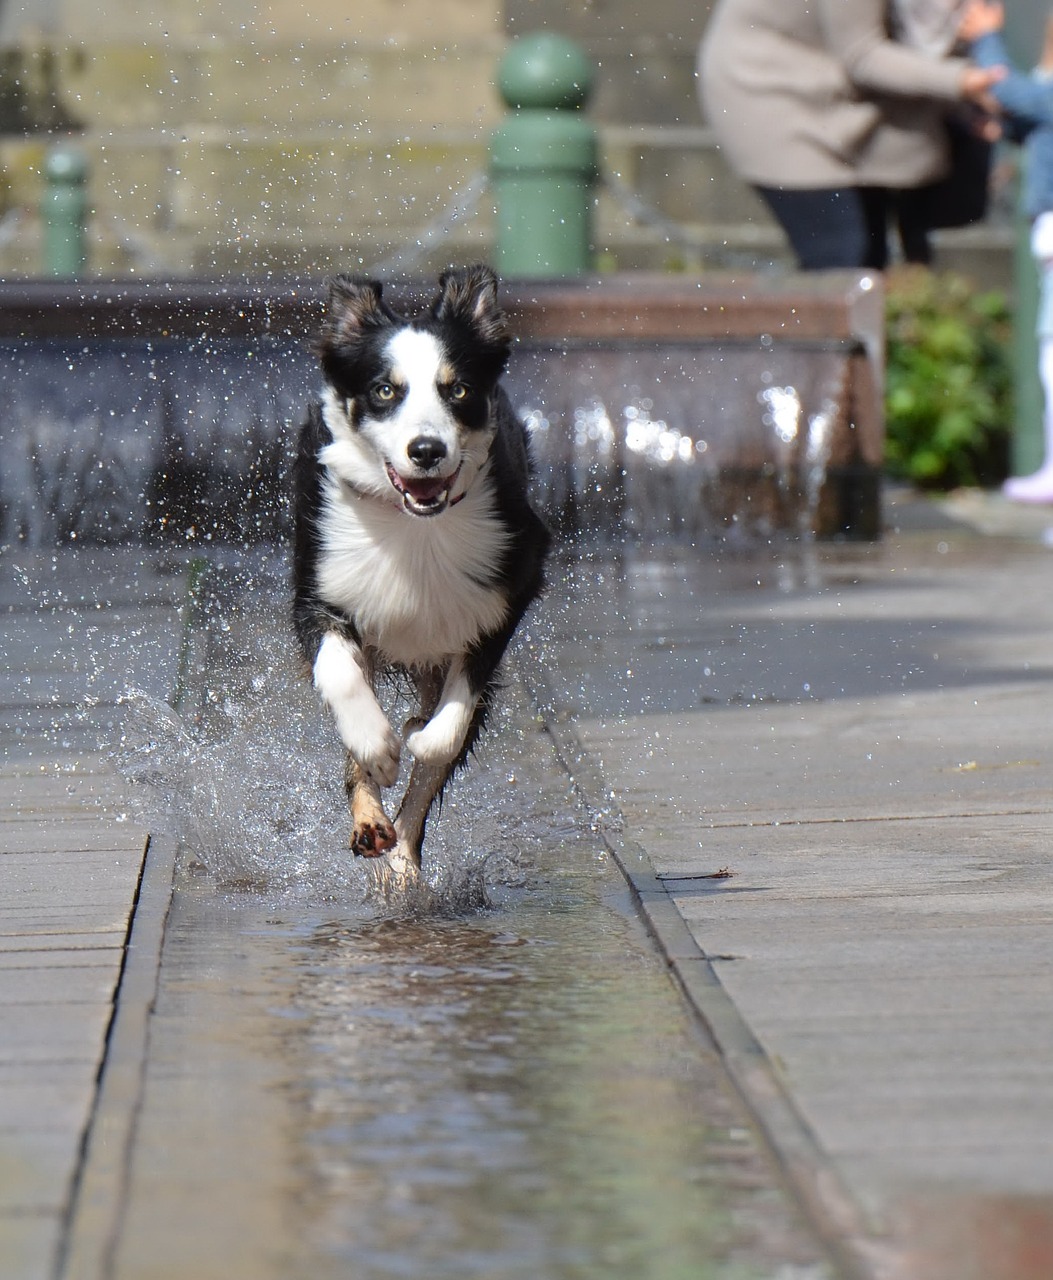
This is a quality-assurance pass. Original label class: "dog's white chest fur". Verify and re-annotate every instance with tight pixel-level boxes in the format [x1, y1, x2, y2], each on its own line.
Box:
[315, 473, 511, 669]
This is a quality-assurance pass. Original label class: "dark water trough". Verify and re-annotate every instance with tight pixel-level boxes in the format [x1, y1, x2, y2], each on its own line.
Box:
[0, 271, 884, 547]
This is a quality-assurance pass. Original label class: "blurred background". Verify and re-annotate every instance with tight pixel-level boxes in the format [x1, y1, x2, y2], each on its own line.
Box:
[0, 0, 1044, 283]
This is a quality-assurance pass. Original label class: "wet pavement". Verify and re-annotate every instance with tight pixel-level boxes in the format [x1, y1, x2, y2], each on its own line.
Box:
[1, 544, 830, 1280]
[3, 487, 1053, 1279]
[0, 550, 185, 1280]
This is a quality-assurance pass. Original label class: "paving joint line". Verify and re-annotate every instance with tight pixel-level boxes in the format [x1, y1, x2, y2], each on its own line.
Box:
[55, 833, 180, 1280]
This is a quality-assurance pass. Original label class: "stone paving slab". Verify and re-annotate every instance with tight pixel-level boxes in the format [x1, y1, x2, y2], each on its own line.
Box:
[0, 1004, 113, 1067]
[0, 1218, 57, 1280]
[0, 547, 189, 1280]
[0, 824, 145, 854]
[0, 934, 125, 955]
[581, 683, 1053, 828]
[0, 1064, 99, 1131]
[535, 497, 1053, 1280]
[0, 770, 133, 808]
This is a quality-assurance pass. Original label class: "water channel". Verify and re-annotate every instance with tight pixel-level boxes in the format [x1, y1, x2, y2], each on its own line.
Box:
[100, 547, 831, 1280]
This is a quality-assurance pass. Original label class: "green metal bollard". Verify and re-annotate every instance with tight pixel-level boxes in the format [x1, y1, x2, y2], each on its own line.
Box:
[490, 34, 598, 278]
[41, 146, 88, 278]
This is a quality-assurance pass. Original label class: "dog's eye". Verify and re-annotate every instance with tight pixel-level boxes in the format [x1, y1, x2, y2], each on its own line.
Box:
[373, 382, 396, 402]
[449, 382, 470, 402]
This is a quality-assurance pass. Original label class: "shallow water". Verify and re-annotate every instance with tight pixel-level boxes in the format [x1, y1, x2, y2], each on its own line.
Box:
[106, 550, 831, 1280]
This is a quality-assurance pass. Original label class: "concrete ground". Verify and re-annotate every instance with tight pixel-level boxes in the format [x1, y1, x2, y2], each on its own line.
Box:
[0, 549, 188, 1280]
[528, 488, 1053, 1280]
[3, 489, 1053, 1279]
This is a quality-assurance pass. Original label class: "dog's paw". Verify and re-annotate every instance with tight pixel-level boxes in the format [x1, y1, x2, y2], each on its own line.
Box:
[351, 813, 398, 858]
[405, 703, 472, 766]
[402, 714, 428, 740]
[356, 720, 402, 789]
[338, 701, 400, 787]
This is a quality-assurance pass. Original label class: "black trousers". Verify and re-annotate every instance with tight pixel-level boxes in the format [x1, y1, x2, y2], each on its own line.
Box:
[756, 185, 900, 271]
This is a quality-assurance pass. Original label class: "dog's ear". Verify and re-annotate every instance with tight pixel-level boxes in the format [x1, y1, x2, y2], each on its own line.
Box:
[433, 264, 510, 348]
[318, 275, 392, 351]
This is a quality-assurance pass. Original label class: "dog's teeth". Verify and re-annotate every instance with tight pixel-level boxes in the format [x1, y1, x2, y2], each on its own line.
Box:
[402, 489, 449, 515]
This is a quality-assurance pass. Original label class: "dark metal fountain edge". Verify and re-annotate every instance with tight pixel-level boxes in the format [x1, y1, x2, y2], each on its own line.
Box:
[0, 269, 882, 345]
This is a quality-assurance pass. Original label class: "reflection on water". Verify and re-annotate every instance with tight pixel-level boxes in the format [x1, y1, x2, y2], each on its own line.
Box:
[115, 823, 829, 1280]
[107, 551, 830, 1280]
[288, 881, 824, 1280]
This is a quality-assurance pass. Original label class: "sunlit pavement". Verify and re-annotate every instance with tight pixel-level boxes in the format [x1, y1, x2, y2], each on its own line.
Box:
[4, 486, 1053, 1280]
[526, 487, 1053, 1280]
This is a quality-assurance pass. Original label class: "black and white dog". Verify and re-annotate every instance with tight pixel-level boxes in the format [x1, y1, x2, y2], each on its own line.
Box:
[292, 265, 550, 879]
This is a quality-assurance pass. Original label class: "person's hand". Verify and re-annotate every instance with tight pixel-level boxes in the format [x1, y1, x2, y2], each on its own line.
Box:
[960, 64, 1007, 116]
[958, 0, 1004, 44]
[975, 111, 1003, 143]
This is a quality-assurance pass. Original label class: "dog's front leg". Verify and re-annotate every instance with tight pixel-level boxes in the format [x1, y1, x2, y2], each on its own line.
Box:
[313, 633, 401, 784]
[394, 759, 454, 869]
[313, 632, 401, 855]
[345, 756, 398, 858]
[403, 658, 477, 767]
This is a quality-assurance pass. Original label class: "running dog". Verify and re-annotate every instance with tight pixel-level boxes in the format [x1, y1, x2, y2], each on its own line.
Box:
[291, 265, 550, 879]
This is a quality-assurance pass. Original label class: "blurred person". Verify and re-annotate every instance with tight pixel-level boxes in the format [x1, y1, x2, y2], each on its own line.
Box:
[890, 0, 980, 264]
[962, 0, 1053, 503]
[698, 0, 1004, 270]
[891, 0, 969, 54]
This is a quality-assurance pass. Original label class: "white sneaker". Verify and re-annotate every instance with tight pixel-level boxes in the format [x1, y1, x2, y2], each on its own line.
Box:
[1003, 467, 1053, 504]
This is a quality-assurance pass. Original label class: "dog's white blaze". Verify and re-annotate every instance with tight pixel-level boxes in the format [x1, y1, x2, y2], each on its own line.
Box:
[405, 665, 476, 765]
[312, 632, 400, 784]
[384, 328, 461, 465]
[315, 469, 511, 668]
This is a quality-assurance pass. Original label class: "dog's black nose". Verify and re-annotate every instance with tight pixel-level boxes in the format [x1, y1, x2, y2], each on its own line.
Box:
[407, 436, 447, 470]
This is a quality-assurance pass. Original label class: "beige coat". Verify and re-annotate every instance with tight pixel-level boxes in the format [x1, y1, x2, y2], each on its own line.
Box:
[698, 0, 968, 190]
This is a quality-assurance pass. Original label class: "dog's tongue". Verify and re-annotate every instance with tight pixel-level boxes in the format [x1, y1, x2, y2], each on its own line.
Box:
[402, 475, 447, 503]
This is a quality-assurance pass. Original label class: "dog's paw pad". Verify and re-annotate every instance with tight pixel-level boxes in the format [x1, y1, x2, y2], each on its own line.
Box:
[351, 818, 397, 858]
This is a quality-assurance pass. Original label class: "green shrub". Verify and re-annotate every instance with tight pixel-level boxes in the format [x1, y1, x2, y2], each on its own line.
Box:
[884, 267, 1013, 489]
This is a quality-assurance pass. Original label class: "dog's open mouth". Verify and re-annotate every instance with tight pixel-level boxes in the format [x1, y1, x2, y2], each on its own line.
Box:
[386, 463, 461, 517]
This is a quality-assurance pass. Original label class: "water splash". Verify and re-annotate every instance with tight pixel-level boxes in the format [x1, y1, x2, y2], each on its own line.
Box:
[113, 683, 539, 913]
[113, 686, 351, 894]
[108, 557, 560, 915]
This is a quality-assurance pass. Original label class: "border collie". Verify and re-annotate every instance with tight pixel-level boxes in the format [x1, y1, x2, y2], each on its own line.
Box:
[292, 265, 550, 883]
